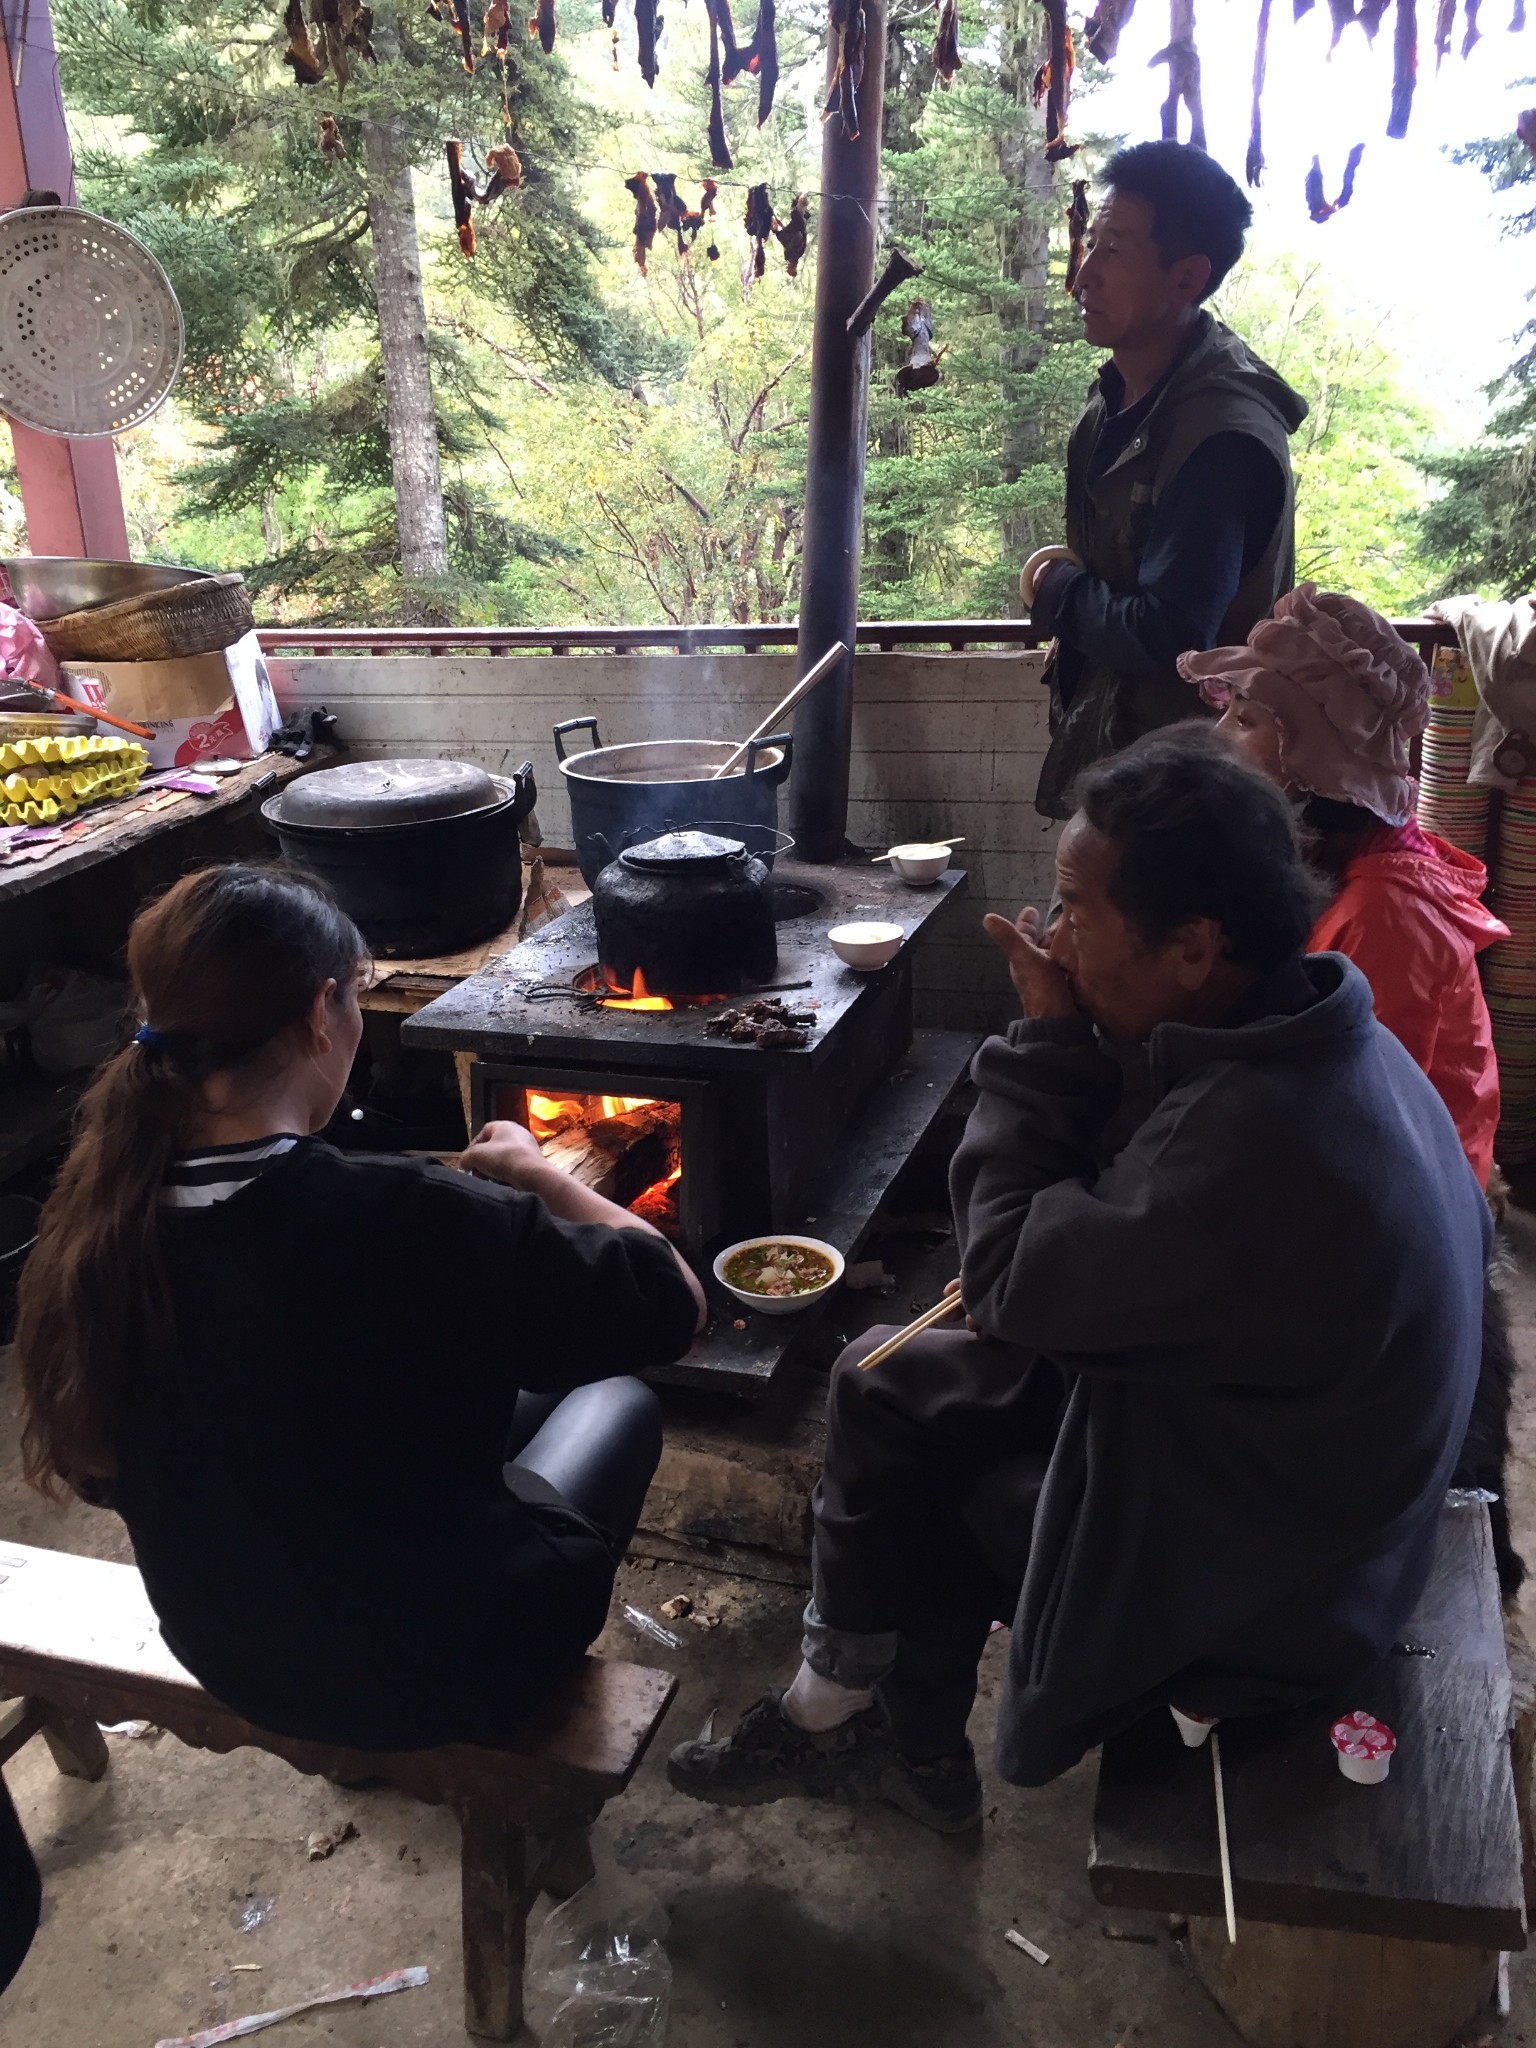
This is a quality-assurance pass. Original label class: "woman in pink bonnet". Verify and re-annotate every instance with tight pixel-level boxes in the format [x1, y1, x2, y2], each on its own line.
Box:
[1180, 584, 1507, 1190]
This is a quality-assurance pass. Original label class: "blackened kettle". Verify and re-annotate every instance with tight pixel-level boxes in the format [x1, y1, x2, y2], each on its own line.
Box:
[592, 830, 777, 997]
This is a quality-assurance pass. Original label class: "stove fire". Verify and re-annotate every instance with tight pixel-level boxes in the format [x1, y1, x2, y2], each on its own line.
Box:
[524, 1088, 683, 1236]
[573, 964, 726, 1013]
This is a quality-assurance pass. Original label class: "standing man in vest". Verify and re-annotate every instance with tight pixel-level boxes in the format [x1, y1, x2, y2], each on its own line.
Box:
[1026, 141, 1308, 820]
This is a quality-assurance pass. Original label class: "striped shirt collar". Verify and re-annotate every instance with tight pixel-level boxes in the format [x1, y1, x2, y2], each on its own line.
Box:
[160, 1135, 303, 1209]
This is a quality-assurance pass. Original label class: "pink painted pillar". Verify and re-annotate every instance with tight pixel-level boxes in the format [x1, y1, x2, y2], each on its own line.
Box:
[0, 0, 129, 557]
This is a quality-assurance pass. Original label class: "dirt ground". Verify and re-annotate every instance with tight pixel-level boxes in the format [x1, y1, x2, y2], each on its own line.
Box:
[6, 1213, 1536, 2048]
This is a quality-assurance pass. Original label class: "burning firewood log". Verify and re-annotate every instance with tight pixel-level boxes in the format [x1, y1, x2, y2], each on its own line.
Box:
[625, 171, 659, 273]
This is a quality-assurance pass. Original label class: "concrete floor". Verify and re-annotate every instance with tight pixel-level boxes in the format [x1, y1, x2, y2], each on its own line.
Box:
[8, 1219, 1536, 2048]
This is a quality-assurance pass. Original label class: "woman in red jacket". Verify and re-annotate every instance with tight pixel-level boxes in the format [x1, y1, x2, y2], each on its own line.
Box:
[1180, 585, 1508, 1189]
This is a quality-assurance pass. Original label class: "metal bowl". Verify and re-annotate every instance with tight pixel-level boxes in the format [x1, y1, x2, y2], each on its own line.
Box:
[1, 557, 208, 622]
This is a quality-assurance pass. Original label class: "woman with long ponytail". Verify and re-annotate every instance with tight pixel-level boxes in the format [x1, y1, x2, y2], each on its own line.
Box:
[18, 864, 703, 1748]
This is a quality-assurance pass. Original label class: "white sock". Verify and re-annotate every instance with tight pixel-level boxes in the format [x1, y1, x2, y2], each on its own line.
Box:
[782, 1660, 874, 1733]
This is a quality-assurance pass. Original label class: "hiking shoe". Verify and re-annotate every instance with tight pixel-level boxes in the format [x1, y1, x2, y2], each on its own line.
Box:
[666, 1688, 889, 1809]
[879, 1744, 984, 1835]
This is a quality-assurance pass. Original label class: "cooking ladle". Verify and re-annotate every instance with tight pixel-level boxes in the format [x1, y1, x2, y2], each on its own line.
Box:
[710, 641, 848, 781]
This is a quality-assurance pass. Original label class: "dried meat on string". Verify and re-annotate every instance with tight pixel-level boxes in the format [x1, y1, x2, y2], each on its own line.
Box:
[1033, 0, 1077, 161]
[1247, 0, 1272, 184]
[481, 143, 522, 201]
[824, 0, 867, 140]
[318, 111, 346, 157]
[773, 193, 811, 274]
[744, 0, 779, 120]
[705, 0, 734, 164]
[449, 0, 475, 67]
[1305, 142, 1364, 219]
[895, 299, 944, 396]
[1387, 0, 1418, 132]
[527, 0, 555, 53]
[933, 0, 961, 82]
[625, 171, 658, 273]
[1084, 0, 1135, 60]
[1064, 178, 1089, 295]
[635, 0, 660, 82]
[745, 181, 776, 278]
[446, 139, 478, 256]
[1149, 0, 1205, 150]
[283, 0, 325, 81]
[1462, 0, 1480, 53]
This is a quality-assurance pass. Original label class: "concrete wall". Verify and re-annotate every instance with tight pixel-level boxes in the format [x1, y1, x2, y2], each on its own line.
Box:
[267, 650, 1060, 1031]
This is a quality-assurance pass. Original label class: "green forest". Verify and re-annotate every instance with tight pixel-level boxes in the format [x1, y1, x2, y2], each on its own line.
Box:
[38, 0, 1529, 623]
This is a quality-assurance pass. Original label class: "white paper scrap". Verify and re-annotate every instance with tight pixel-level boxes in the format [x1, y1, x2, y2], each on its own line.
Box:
[153, 1964, 428, 2047]
[1004, 1929, 1050, 1966]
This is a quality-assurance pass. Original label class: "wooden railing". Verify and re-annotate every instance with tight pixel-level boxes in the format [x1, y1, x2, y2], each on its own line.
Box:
[258, 618, 1460, 661]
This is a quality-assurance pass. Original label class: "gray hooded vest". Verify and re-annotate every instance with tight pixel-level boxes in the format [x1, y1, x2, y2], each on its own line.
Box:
[1035, 312, 1308, 820]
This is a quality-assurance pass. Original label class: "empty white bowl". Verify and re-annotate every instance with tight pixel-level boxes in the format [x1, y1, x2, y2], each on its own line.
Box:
[828, 921, 904, 971]
[886, 843, 951, 886]
[713, 1235, 845, 1316]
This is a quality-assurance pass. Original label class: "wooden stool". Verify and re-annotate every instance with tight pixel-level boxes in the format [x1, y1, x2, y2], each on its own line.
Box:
[1089, 1502, 1527, 2048]
[0, 1539, 676, 2040]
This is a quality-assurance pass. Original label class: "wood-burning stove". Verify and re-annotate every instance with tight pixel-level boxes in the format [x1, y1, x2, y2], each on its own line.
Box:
[404, 856, 974, 1393]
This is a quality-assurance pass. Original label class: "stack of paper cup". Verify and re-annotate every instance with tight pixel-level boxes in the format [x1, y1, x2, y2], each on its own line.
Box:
[1330, 1711, 1395, 1784]
[1169, 1705, 1218, 1748]
[1417, 651, 1492, 861]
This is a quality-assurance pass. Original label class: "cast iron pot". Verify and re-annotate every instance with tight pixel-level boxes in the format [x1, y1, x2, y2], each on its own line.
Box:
[554, 717, 793, 890]
[592, 829, 777, 996]
[262, 756, 536, 958]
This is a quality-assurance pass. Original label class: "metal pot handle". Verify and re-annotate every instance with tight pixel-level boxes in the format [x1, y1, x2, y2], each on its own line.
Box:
[745, 731, 794, 784]
[553, 715, 601, 764]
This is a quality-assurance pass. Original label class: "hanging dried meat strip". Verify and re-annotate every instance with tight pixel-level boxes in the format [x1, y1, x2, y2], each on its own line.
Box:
[705, 0, 734, 164]
[1084, 0, 1135, 58]
[283, 0, 326, 81]
[1150, 0, 1205, 150]
[697, 179, 720, 260]
[625, 172, 658, 273]
[1434, 0, 1457, 53]
[895, 298, 943, 396]
[318, 111, 346, 156]
[653, 171, 688, 253]
[773, 193, 811, 274]
[635, 0, 660, 81]
[747, 0, 779, 120]
[1387, 0, 1417, 135]
[1247, 0, 1271, 184]
[1305, 142, 1364, 219]
[447, 140, 478, 256]
[1358, 0, 1390, 31]
[715, 0, 748, 79]
[745, 181, 776, 278]
[1462, 0, 1480, 52]
[932, 0, 960, 80]
[481, 142, 522, 201]
[444, 0, 473, 67]
[824, 0, 867, 141]
[1294, 0, 1313, 16]
[527, 0, 554, 52]
[1064, 177, 1089, 294]
[483, 0, 509, 50]
[1034, 0, 1077, 161]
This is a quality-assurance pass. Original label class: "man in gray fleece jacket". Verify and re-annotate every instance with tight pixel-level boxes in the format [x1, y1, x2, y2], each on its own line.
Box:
[670, 730, 1489, 1833]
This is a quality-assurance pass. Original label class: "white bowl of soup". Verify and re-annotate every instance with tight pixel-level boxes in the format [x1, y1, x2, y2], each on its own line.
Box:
[886, 842, 952, 886]
[713, 1234, 845, 1316]
[827, 921, 904, 971]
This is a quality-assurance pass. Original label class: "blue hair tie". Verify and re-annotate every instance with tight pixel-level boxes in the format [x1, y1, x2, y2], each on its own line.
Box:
[135, 1024, 165, 1049]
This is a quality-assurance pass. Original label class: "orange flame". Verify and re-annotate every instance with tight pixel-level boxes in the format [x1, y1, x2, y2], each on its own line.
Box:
[599, 965, 674, 1012]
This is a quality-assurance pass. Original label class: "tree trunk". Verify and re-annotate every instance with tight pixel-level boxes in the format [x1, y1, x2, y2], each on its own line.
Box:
[359, 25, 448, 617]
[997, 0, 1056, 611]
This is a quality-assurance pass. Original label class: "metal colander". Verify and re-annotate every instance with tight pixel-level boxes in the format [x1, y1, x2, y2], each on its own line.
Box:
[0, 208, 184, 439]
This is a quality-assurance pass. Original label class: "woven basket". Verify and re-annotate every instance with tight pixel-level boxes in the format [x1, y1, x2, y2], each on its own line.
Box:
[39, 574, 254, 663]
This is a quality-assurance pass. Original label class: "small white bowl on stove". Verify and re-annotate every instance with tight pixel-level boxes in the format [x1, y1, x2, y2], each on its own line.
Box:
[714, 1234, 845, 1316]
[886, 842, 952, 886]
[828, 921, 904, 971]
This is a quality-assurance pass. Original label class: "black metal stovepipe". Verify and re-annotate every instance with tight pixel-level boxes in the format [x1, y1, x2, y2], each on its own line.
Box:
[790, 0, 888, 864]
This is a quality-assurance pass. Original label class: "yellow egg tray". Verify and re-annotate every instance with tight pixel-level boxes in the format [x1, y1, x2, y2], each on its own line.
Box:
[0, 736, 149, 827]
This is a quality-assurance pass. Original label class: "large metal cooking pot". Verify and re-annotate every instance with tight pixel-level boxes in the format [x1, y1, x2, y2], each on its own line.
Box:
[262, 756, 536, 958]
[593, 830, 777, 996]
[554, 716, 793, 890]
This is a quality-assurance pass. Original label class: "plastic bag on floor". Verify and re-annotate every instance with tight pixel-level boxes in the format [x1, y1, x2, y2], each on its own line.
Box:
[525, 1838, 671, 2047]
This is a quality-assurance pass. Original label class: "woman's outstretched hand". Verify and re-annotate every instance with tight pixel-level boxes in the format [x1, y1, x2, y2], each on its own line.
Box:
[982, 906, 1078, 1021]
[459, 1119, 549, 1188]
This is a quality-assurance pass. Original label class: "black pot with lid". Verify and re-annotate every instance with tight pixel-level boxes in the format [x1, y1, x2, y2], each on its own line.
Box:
[592, 829, 777, 996]
[262, 755, 536, 958]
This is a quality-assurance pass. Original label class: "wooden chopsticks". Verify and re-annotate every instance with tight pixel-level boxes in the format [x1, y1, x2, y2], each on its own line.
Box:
[856, 1290, 965, 1369]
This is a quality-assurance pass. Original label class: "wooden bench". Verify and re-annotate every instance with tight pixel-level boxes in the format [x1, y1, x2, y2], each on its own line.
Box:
[1090, 1501, 1528, 2048]
[0, 1539, 676, 2041]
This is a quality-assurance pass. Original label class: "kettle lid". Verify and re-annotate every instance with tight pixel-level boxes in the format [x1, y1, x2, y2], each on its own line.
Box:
[620, 828, 747, 872]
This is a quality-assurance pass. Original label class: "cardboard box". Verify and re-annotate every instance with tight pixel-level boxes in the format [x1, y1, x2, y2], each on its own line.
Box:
[61, 632, 282, 770]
